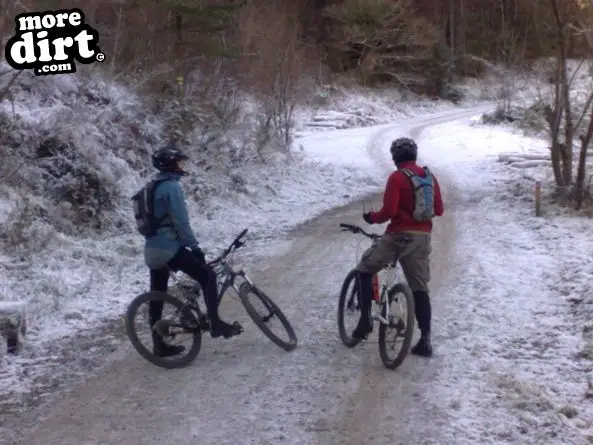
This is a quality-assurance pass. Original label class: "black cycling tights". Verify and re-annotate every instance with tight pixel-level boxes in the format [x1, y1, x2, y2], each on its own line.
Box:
[412, 290, 431, 335]
[149, 248, 220, 326]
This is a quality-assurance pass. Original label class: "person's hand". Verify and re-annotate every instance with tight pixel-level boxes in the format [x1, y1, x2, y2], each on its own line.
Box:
[362, 212, 373, 224]
[191, 247, 206, 263]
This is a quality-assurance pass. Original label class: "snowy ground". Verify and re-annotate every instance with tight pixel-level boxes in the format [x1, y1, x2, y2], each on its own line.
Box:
[2, 61, 592, 442]
[416, 121, 593, 444]
[5, 110, 593, 445]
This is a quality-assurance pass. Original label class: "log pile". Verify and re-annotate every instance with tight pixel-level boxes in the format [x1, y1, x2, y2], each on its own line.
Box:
[497, 152, 552, 169]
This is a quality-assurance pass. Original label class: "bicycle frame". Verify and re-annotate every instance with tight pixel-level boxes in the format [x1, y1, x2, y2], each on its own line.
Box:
[210, 257, 254, 302]
[340, 223, 404, 326]
[170, 228, 255, 307]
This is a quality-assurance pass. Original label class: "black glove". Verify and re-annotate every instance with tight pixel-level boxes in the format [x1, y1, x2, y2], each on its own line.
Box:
[362, 212, 373, 225]
[191, 247, 206, 263]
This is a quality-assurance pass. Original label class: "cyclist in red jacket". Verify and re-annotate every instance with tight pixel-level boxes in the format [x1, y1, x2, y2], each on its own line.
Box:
[354, 137, 444, 357]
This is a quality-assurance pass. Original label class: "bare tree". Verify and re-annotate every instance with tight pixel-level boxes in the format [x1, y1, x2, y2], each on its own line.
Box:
[540, 0, 593, 208]
[572, 2, 593, 208]
[237, 0, 307, 154]
[544, 0, 575, 188]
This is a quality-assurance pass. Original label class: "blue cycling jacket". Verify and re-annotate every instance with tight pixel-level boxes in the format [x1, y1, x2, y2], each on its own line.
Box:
[144, 171, 200, 269]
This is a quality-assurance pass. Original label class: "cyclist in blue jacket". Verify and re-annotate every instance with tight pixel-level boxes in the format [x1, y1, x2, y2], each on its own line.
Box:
[145, 145, 243, 357]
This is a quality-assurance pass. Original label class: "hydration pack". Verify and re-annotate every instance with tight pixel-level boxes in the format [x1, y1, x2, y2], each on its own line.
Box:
[131, 179, 169, 237]
[401, 167, 435, 221]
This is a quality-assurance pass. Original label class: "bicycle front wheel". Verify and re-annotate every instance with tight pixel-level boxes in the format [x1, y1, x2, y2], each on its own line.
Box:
[337, 269, 363, 348]
[378, 283, 415, 370]
[238, 282, 298, 351]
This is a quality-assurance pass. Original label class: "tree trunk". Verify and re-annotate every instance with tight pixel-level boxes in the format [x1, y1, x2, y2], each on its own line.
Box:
[456, 0, 466, 66]
[575, 107, 593, 209]
[545, 67, 565, 188]
[448, 0, 455, 53]
[551, 0, 573, 186]
[560, 49, 573, 185]
[550, 142, 564, 185]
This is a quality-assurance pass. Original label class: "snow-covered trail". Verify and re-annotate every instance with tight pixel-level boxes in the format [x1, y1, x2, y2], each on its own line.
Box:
[8, 106, 492, 445]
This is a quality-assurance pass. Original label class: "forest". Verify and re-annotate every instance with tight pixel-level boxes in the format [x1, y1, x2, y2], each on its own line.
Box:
[0, 0, 592, 207]
[2, 0, 591, 93]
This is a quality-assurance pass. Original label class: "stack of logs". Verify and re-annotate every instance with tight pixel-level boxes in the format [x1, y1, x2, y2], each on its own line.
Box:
[497, 152, 551, 168]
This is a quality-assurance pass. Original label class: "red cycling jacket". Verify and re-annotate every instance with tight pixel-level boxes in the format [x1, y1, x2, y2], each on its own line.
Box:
[369, 161, 444, 233]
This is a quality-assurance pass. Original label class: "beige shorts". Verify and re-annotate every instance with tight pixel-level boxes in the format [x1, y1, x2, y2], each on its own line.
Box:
[355, 232, 432, 292]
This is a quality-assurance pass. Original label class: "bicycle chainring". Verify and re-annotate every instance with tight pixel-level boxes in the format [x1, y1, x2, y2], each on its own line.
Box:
[179, 306, 200, 331]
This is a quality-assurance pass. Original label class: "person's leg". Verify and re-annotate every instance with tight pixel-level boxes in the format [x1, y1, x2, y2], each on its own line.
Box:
[149, 267, 169, 323]
[398, 234, 433, 357]
[148, 267, 185, 356]
[169, 248, 243, 338]
[353, 234, 400, 339]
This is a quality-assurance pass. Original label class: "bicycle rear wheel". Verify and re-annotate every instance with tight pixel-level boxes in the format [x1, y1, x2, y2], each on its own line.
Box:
[378, 283, 415, 370]
[337, 269, 363, 348]
[238, 282, 298, 351]
[125, 291, 202, 369]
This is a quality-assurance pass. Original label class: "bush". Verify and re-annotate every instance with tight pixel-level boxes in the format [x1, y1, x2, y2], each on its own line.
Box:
[481, 106, 521, 125]
[516, 101, 549, 135]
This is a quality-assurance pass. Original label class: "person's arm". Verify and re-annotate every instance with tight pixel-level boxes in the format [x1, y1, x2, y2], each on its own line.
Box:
[433, 175, 444, 216]
[370, 173, 400, 224]
[167, 182, 200, 250]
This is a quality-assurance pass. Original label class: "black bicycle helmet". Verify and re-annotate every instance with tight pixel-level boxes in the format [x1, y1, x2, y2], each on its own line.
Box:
[390, 137, 418, 165]
[152, 144, 189, 175]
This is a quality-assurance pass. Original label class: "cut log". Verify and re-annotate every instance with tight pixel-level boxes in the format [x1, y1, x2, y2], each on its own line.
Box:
[0, 261, 30, 270]
[306, 122, 340, 128]
[0, 301, 26, 355]
[498, 153, 551, 163]
[509, 160, 552, 168]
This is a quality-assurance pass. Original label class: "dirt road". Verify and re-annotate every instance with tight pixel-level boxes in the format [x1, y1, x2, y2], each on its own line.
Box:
[8, 106, 491, 445]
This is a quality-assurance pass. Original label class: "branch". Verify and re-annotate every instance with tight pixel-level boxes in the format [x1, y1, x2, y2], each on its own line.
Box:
[0, 160, 25, 184]
[567, 58, 587, 89]
[580, 104, 593, 151]
[575, 91, 593, 131]
[550, 0, 566, 36]
[0, 70, 23, 103]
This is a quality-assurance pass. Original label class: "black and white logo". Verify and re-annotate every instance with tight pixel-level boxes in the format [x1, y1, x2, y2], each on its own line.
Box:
[4, 8, 104, 76]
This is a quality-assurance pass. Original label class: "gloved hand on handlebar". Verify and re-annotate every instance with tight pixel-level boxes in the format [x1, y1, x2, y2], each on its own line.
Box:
[362, 212, 374, 225]
[191, 247, 206, 263]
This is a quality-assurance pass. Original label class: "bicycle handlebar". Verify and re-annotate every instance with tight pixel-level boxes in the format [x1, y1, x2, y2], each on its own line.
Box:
[339, 223, 381, 240]
[208, 228, 249, 265]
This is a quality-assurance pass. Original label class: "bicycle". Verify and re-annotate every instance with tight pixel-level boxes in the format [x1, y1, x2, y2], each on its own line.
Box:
[337, 223, 415, 370]
[125, 228, 298, 369]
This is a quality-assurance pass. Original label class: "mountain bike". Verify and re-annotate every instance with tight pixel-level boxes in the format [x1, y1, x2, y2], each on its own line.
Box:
[337, 223, 415, 370]
[125, 228, 298, 369]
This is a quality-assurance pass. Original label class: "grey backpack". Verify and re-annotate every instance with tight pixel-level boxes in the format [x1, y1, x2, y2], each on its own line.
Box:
[131, 179, 169, 237]
[400, 167, 435, 221]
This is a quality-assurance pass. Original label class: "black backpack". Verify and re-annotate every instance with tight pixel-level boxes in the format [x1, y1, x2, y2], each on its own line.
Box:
[131, 179, 169, 237]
